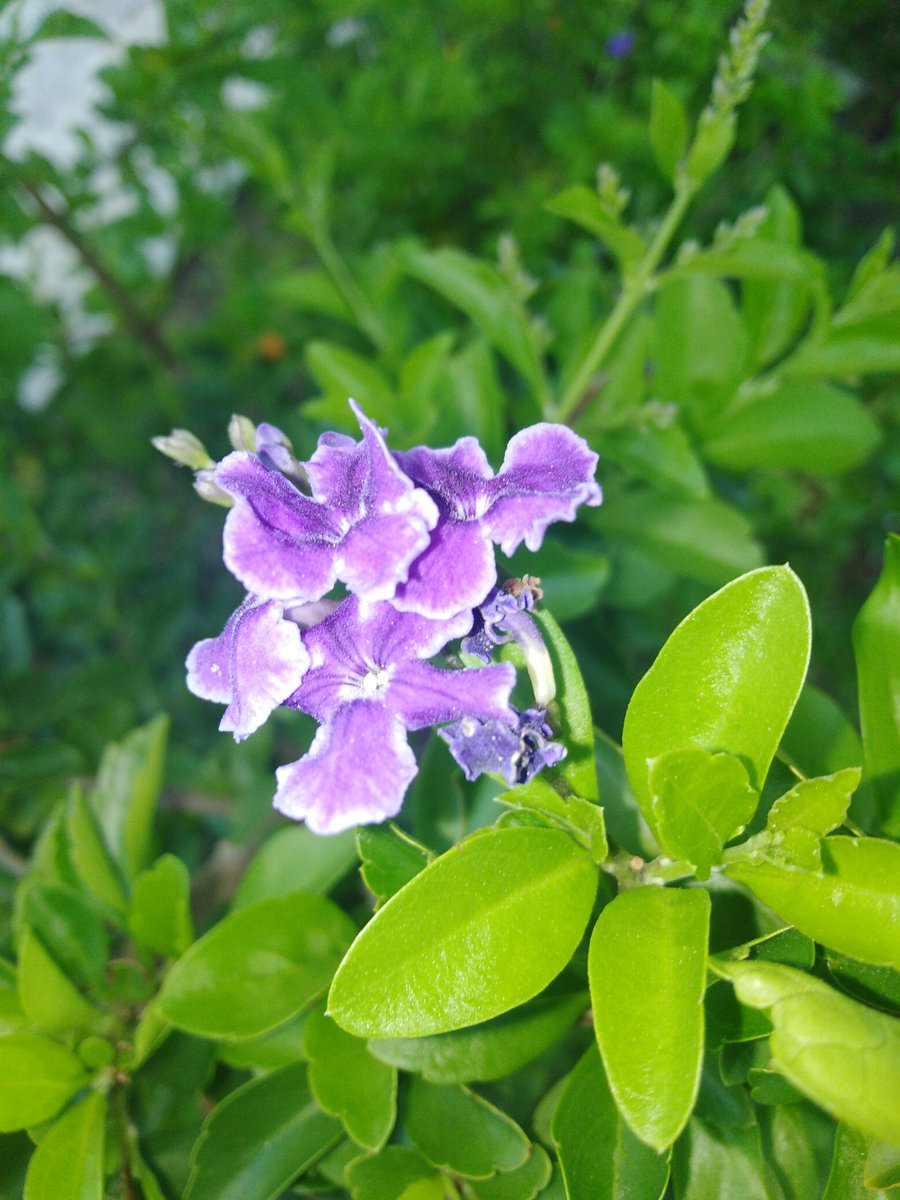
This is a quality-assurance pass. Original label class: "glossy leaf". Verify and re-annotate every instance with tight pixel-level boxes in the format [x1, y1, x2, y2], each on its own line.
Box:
[346, 1146, 441, 1200]
[469, 1146, 552, 1200]
[764, 768, 859, 840]
[24, 1092, 105, 1200]
[672, 1115, 772, 1200]
[64, 790, 128, 920]
[853, 534, 900, 836]
[401, 245, 544, 391]
[405, 1078, 530, 1179]
[647, 748, 758, 877]
[622, 565, 810, 819]
[780, 686, 869, 817]
[0, 1033, 89, 1132]
[866, 1138, 900, 1190]
[233, 825, 357, 908]
[649, 79, 688, 182]
[551, 1046, 669, 1200]
[704, 382, 880, 474]
[725, 961, 900, 1144]
[826, 954, 900, 1015]
[357, 823, 431, 906]
[822, 1123, 889, 1200]
[532, 610, 597, 801]
[368, 990, 587, 1083]
[21, 883, 108, 991]
[159, 893, 355, 1039]
[329, 827, 596, 1037]
[91, 715, 167, 880]
[129, 854, 193, 958]
[304, 1005, 396, 1150]
[17, 931, 98, 1034]
[726, 835, 900, 968]
[184, 1063, 341, 1200]
[588, 887, 710, 1150]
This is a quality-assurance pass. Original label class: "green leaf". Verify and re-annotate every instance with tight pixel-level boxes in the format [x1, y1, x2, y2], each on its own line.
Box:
[0, 1033, 89, 1132]
[305, 341, 397, 423]
[129, 855, 193, 959]
[159, 893, 355, 1039]
[703, 383, 880, 474]
[588, 888, 710, 1150]
[507, 538, 610, 624]
[726, 835, 900, 968]
[184, 1064, 341, 1200]
[823, 1123, 893, 1200]
[400, 246, 544, 392]
[24, 1092, 105, 1200]
[22, 883, 108, 990]
[672, 1115, 772, 1200]
[233, 826, 358, 909]
[304, 1005, 396, 1150]
[764, 768, 860, 840]
[595, 491, 763, 587]
[30, 11, 106, 40]
[649, 80, 688, 182]
[826, 954, 900, 1015]
[405, 1078, 530, 1179]
[545, 185, 645, 270]
[622, 565, 810, 820]
[368, 990, 588, 1084]
[532, 610, 597, 801]
[725, 961, 900, 1143]
[357, 823, 431, 906]
[780, 685, 867, 784]
[853, 534, 900, 836]
[65, 790, 128, 920]
[328, 827, 597, 1037]
[670, 239, 812, 284]
[468, 1147, 552, 1200]
[866, 1138, 900, 1190]
[551, 1046, 670, 1200]
[784, 328, 900, 377]
[218, 1015, 308, 1072]
[685, 111, 736, 184]
[599, 422, 709, 501]
[346, 1146, 441, 1200]
[91, 715, 167, 880]
[743, 186, 812, 368]
[17, 931, 98, 1034]
[647, 749, 758, 878]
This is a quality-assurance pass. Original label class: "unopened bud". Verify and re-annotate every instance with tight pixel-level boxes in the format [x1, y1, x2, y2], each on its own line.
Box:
[193, 470, 233, 508]
[228, 414, 257, 452]
[152, 429, 213, 470]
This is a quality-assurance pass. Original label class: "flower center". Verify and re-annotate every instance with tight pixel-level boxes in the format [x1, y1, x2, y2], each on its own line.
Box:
[359, 666, 391, 698]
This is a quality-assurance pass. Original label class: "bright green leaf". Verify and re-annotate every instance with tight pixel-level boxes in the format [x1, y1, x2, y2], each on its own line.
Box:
[347, 1146, 441, 1200]
[305, 341, 397, 423]
[853, 534, 900, 836]
[405, 1078, 529, 1180]
[368, 990, 587, 1084]
[218, 1015, 308, 1072]
[622, 565, 810, 819]
[545, 185, 645, 270]
[184, 1064, 341, 1200]
[649, 79, 688, 182]
[672, 1115, 772, 1200]
[725, 961, 900, 1144]
[24, 1092, 105, 1200]
[17, 931, 98, 1034]
[551, 1046, 669, 1200]
[468, 1146, 552, 1200]
[305, 1005, 396, 1150]
[65, 790, 128, 920]
[532, 610, 597, 801]
[22, 883, 108, 990]
[589, 888, 710, 1150]
[742, 186, 812, 368]
[30, 11, 106, 39]
[703, 383, 880, 474]
[0, 1033, 89, 1132]
[764, 769, 860, 840]
[599, 421, 710, 501]
[648, 748, 758, 877]
[233, 825, 358, 909]
[726, 835, 900, 968]
[866, 1138, 900, 1190]
[92, 715, 167, 880]
[159, 893, 355, 1039]
[328, 828, 597, 1037]
[357, 823, 431, 906]
[129, 855, 193, 958]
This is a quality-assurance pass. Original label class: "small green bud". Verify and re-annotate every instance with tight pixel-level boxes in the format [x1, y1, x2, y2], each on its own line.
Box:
[228, 414, 257, 452]
[194, 469, 234, 508]
[78, 1035, 115, 1069]
[152, 429, 213, 470]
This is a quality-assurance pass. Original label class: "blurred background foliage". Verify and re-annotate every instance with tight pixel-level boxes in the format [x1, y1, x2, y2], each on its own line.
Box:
[0, 0, 897, 877]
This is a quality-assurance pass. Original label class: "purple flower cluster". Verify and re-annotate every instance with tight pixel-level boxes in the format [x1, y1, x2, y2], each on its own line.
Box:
[183, 402, 601, 833]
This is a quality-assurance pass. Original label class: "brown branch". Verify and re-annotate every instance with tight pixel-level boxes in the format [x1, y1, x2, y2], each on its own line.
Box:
[20, 179, 184, 377]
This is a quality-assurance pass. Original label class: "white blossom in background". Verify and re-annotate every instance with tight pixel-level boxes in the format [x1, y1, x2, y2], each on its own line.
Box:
[221, 76, 271, 112]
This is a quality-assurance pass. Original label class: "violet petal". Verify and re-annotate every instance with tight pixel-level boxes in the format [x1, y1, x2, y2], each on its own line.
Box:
[390, 659, 516, 731]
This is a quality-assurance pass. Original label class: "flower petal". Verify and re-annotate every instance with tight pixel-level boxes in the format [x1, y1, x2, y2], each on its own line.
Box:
[391, 517, 498, 619]
[274, 703, 417, 834]
[186, 597, 311, 740]
[483, 423, 602, 555]
[390, 660, 516, 731]
[396, 436, 493, 515]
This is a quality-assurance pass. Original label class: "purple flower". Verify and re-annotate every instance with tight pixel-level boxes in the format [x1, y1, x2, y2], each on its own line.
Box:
[462, 578, 557, 706]
[186, 596, 312, 740]
[213, 401, 439, 605]
[273, 596, 516, 834]
[605, 30, 634, 58]
[439, 708, 566, 787]
[391, 424, 602, 618]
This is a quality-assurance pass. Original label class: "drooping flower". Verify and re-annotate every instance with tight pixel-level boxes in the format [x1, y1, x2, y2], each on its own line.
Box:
[186, 596, 312, 740]
[439, 707, 566, 787]
[391, 423, 602, 618]
[213, 401, 439, 605]
[273, 596, 516, 834]
[462, 577, 557, 706]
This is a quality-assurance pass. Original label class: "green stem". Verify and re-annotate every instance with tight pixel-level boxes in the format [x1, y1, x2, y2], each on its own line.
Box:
[554, 180, 696, 423]
[603, 847, 695, 888]
[300, 214, 390, 352]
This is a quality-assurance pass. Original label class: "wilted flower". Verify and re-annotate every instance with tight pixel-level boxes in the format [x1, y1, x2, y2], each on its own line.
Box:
[439, 707, 566, 787]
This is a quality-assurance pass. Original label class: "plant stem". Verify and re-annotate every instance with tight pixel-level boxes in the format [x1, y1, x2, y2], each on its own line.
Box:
[19, 179, 184, 377]
[554, 180, 696, 423]
[299, 212, 390, 352]
[603, 847, 695, 888]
